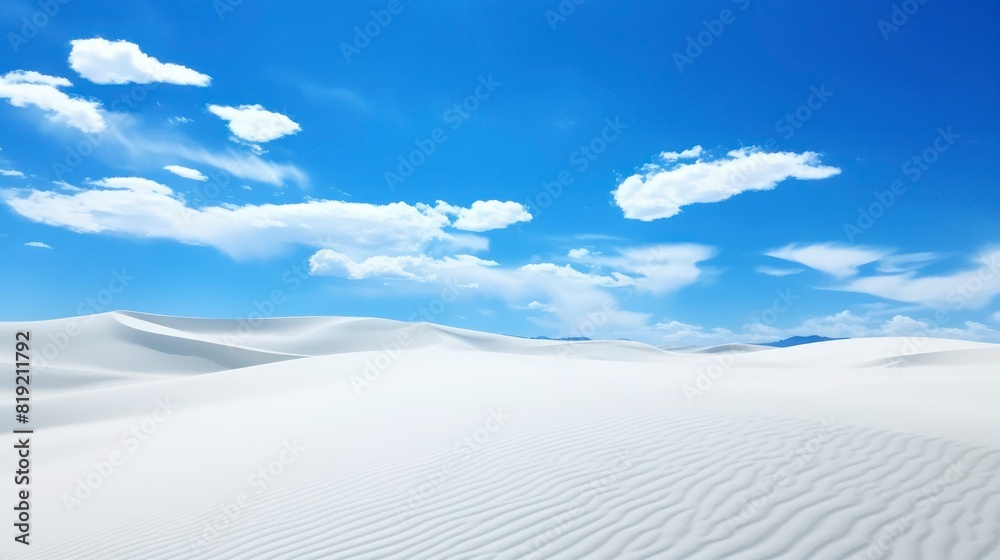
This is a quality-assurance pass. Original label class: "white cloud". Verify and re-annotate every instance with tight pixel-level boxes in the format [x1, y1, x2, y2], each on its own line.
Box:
[613, 147, 840, 220]
[837, 249, 1000, 309]
[24, 241, 51, 249]
[755, 265, 804, 277]
[567, 248, 591, 259]
[104, 120, 308, 186]
[309, 243, 714, 338]
[309, 251, 498, 281]
[527, 301, 558, 313]
[427, 200, 532, 232]
[69, 38, 211, 86]
[163, 165, 208, 181]
[0, 70, 105, 132]
[652, 320, 737, 344]
[766, 243, 888, 278]
[992, 311, 1000, 324]
[53, 180, 81, 192]
[519, 263, 634, 288]
[0, 177, 538, 260]
[585, 244, 716, 294]
[207, 104, 301, 143]
[767, 243, 1000, 310]
[168, 116, 192, 124]
[875, 252, 939, 273]
[659, 145, 703, 161]
[0, 169, 25, 177]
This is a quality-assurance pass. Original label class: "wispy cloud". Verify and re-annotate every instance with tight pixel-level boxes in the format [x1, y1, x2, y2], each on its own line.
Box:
[24, 241, 52, 249]
[163, 165, 208, 181]
[755, 265, 804, 277]
[0, 70, 105, 132]
[766, 243, 888, 278]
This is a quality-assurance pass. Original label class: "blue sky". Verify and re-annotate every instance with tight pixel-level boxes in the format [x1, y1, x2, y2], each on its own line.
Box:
[1, 0, 998, 344]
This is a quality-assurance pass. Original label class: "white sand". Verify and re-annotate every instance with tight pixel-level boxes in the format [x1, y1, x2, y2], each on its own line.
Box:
[2, 311, 998, 559]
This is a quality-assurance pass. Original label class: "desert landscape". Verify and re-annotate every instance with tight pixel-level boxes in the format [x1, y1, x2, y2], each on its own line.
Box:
[3, 311, 998, 559]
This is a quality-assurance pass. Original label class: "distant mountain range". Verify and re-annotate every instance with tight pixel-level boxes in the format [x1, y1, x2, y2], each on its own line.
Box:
[530, 336, 592, 341]
[760, 335, 845, 348]
[523, 334, 844, 347]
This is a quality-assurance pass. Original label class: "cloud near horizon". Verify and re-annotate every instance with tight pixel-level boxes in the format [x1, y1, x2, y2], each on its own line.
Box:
[767, 242, 1000, 309]
[613, 146, 841, 221]
[309, 243, 717, 335]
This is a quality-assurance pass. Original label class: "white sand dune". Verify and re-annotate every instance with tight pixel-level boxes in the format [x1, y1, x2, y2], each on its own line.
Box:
[2, 311, 999, 559]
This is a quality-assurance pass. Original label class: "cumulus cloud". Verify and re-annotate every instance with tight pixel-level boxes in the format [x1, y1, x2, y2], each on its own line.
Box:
[755, 265, 804, 277]
[24, 241, 51, 249]
[427, 200, 532, 232]
[766, 243, 888, 278]
[613, 147, 840, 220]
[0, 169, 25, 177]
[163, 165, 208, 181]
[69, 38, 211, 86]
[0, 177, 533, 259]
[208, 104, 301, 143]
[567, 248, 591, 259]
[0, 70, 105, 132]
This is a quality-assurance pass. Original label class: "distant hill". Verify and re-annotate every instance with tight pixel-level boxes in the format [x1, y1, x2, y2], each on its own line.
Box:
[761, 335, 845, 348]
[530, 336, 591, 341]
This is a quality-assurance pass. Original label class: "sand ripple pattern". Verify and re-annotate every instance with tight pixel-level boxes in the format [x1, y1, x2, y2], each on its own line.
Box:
[27, 409, 1000, 560]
